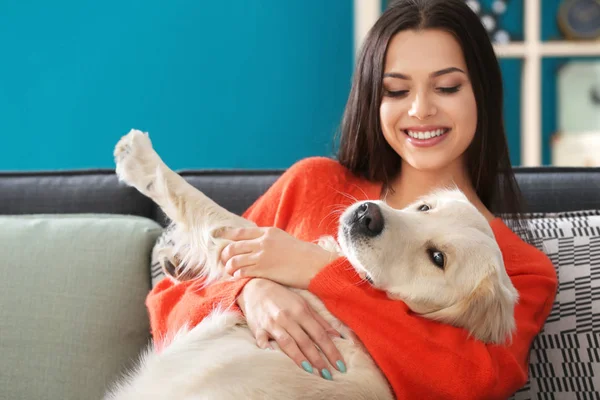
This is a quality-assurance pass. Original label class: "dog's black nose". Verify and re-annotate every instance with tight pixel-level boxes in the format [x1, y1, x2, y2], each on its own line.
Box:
[353, 202, 384, 236]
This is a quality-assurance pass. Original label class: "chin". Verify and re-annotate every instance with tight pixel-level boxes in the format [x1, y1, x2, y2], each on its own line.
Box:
[402, 157, 454, 172]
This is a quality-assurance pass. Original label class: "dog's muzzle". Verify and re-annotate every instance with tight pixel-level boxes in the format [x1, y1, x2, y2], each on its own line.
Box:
[348, 202, 384, 237]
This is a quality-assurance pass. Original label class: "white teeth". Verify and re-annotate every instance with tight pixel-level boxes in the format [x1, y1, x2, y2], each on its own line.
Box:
[406, 128, 447, 139]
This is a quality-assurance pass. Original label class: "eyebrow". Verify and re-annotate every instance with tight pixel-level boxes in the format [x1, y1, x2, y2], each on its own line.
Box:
[383, 67, 466, 80]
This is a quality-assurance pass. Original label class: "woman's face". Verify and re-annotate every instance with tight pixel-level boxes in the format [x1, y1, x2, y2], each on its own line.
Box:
[380, 29, 477, 173]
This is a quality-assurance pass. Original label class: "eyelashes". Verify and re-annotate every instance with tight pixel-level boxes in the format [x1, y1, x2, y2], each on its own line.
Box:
[438, 84, 461, 94]
[384, 90, 409, 97]
[383, 84, 462, 98]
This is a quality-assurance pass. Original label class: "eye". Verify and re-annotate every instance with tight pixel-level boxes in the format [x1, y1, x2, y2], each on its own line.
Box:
[384, 89, 409, 98]
[437, 85, 461, 94]
[428, 249, 445, 270]
[418, 204, 430, 212]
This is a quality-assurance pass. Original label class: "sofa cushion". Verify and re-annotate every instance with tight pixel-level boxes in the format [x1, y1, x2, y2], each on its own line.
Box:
[0, 214, 162, 400]
[508, 210, 600, 399]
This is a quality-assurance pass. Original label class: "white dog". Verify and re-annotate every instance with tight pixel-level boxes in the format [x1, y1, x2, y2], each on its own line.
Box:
[105, 129, 518, 400]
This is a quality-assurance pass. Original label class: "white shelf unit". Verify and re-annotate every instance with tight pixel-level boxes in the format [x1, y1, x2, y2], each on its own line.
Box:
[353, 0, 600, 166]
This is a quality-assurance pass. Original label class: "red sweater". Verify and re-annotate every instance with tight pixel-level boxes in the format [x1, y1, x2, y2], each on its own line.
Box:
[146, 157, 558, 400]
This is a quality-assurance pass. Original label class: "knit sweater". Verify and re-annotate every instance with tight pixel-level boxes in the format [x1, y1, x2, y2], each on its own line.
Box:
[146, 156, 558, 400]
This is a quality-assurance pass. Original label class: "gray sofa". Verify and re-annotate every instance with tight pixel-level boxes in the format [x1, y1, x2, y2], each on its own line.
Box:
[1, 166, 599, 399]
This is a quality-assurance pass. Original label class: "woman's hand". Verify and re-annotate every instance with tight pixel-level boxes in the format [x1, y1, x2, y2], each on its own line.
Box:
[237, 278, 346, 379]
[219, 227, 335, 289]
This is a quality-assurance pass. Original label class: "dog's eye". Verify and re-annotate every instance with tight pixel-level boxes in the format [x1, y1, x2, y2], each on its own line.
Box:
[418, 204, 430, 212]
[428, 249, 445, 269]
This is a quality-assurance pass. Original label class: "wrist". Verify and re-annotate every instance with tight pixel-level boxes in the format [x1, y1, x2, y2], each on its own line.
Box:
[236, 279, 252, 312]
[237, 278, 266, 312]
[307, 244, 337, 284]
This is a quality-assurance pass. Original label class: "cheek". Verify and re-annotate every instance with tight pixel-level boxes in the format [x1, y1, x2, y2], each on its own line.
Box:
[380, 99, 401, 132]
[454, 90, 478, 138]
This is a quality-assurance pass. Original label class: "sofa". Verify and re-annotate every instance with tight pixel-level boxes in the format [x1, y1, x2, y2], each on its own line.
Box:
[1, 165, 599, 400]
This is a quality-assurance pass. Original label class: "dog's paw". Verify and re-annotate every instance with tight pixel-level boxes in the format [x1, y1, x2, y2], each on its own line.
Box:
[114, 129, 162, 190]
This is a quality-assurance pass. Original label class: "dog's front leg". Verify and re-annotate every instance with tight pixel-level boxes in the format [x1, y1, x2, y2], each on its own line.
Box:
[114, 129, 247, 229]
[114, 129, 252, 283]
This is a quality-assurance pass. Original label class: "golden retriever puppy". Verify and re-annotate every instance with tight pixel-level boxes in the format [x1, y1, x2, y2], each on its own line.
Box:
[105, 129, 518, 400]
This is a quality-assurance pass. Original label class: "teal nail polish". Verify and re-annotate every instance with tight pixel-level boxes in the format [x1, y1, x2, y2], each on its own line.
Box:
[301, 361, 313, 374]
[321, 368, 333, 380]
[336, 360, 347, 373]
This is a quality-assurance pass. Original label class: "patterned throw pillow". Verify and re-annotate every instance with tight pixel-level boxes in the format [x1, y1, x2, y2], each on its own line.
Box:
[509, 210, 600, 400]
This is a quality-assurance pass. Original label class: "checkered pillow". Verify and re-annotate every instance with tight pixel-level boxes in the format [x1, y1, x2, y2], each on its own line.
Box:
[508, 210, 600, 400]
[150, 224, 172, 288]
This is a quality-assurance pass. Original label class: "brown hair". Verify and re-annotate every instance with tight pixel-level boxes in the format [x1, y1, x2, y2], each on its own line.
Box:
[337, 0, 530, 236]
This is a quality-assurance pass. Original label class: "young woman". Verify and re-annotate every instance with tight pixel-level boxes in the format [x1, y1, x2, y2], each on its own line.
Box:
[146, 0, 558, 398]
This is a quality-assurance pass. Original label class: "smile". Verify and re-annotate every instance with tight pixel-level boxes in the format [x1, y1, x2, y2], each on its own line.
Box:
[404, 128, 450, 139]
[402, 128, 451, 148]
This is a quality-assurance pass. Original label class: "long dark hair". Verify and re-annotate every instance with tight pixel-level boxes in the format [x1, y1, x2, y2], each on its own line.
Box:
[337, 0, 530, 237]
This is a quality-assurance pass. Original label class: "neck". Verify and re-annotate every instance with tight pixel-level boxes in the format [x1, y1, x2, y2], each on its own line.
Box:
[382, 160, 495, 221]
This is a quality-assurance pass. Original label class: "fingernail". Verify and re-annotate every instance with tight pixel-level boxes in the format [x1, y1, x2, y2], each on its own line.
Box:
[336, 360, 347, 373]
[301, 361, 313, 374]
[321, 368, 333, 380]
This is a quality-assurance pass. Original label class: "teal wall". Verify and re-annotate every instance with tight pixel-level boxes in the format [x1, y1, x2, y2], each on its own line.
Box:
[0, 0, 353, 170]
[1, 1, 596, 170]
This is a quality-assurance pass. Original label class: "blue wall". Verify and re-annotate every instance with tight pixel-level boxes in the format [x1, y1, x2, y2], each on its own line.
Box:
[0, 0, 353, 170]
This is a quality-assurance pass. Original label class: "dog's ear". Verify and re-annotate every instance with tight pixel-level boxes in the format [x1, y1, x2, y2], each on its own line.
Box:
[161, 257, 180, 282]
[161, 257, 204, 283]
[427, 271, 519, 344]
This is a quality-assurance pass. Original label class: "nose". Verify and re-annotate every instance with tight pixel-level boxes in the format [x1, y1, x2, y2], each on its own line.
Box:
[408, 93, 437, 120]
[353, 202, 384, 236]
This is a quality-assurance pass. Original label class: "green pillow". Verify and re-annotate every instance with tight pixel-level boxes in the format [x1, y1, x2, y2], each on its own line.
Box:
[0, 214, 162, 400]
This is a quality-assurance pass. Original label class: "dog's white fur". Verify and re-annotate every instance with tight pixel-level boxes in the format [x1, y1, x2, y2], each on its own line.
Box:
[105, 129, 518, 400]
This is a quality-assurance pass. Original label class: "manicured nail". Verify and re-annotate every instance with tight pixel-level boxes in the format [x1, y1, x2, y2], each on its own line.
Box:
[321, 368, 333, 380]
[336, 360, 347, 373]
[301, 361, 313, 374]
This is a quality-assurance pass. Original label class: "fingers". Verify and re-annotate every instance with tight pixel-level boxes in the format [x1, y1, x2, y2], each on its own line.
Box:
[224, 252, 260, 275]
[255, 329, 273, 350]
[219, 227, 265, 241]
[285, 322, 333, 377]
[310, 307, 342, 339]
[303, 310, 346, 374]
[220, 238, 259, 264]
[269, 323, 332, 380]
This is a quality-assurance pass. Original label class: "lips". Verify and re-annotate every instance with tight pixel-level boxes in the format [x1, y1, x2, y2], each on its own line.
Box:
[402, 127, 451, 148]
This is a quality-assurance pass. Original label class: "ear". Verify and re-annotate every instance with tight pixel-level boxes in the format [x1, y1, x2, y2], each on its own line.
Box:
[160, 255, 200, 283]
[160, 256, 182, 282]
[426, 272, 519, 344]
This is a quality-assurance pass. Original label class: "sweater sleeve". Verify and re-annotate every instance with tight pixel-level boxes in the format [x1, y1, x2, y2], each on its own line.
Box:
[308, 223, 558, 400]
[145, 159, 310, 341]
[145, 277, 251, 345]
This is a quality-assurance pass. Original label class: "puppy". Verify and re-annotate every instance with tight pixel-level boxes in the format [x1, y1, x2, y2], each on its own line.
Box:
[105, 129, 518, 400]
